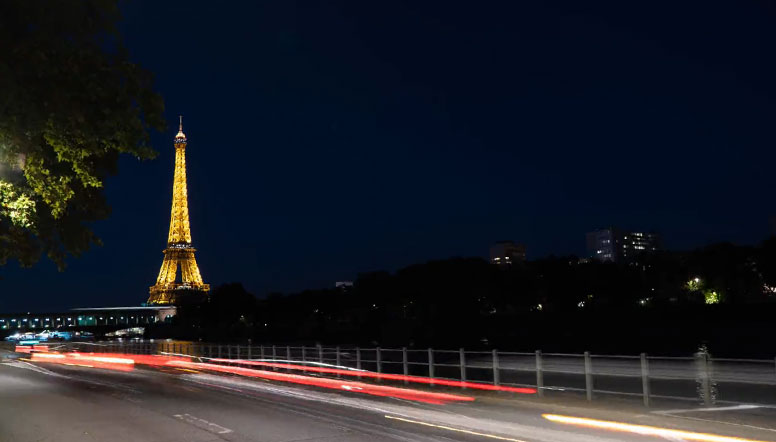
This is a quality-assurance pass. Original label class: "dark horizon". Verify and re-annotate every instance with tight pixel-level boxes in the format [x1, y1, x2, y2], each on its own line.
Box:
[2, 1, 776, 312]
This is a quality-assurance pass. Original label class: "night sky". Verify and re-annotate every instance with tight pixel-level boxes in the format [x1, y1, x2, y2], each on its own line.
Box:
[3, 1, 776, 312]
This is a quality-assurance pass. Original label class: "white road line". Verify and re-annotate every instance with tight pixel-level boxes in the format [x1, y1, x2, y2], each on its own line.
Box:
[3, 360, 69, 378]
[655, 404, 763, 415]
[2, 360, 140, 392]
[663, 414, 776, 434]
[173, 413, 233, 434]
[653, 404, 776, 434]
[385, 415, 528, 442]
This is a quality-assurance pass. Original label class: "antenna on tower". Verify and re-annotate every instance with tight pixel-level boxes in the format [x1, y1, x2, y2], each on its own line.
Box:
[175, 115, 186, 140]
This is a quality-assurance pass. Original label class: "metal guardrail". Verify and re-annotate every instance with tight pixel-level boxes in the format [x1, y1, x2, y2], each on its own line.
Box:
[58, 341, 776, 407]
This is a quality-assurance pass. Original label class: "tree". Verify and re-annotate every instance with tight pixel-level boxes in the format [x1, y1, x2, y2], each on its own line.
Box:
[0, 0, 165, 268]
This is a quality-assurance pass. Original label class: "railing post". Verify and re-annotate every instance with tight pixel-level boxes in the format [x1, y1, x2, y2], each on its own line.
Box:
[402, 347, 409, 385]
[641, 353, 650, 407]
[335, 346, 341, 378]
[286, 345, 291, 362]
[356, 347, 362, 378]
[301, 346, 307, 372]
[460, 348, 467, 387]
[247, 344, 252, 360]
[376, 347, 382, 373]
[584, 351, 594, 401]
[272, 345, 277, 371]
[428, 348, 435, 385]
[218, 344, 222, 358]
[260, 345, 265, 360]
[317, 344, 323, 364]
[492, 349, 500, 386]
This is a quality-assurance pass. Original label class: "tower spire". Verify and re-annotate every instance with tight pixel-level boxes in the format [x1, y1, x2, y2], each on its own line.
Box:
[175, 115, 186, 141]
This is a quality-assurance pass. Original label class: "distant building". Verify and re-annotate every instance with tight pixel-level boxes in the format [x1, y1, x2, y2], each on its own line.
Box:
[490, 241, 526, 265]
[586, 228, 661, 263]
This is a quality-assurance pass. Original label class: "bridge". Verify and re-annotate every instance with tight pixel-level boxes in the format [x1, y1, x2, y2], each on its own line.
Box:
[0, 305, 176, 334]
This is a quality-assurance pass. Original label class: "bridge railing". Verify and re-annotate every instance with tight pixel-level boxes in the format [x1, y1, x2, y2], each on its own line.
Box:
[55, 341, 776, 407]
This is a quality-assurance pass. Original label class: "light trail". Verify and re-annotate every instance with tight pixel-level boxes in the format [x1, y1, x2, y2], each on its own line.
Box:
[542, 414, 773, 442]
[209, 358, 536, 394]
[31, 352, 136, 372]
[385, 415, 527, 442]
[23, 350, 477, 404]
[80, 356, 135, 365]
[14, 344, 50, 353]
[29, 353, 65, 359]
[168, 360, 475, 404]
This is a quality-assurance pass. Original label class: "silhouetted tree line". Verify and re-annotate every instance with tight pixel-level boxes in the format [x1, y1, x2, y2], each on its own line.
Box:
[167, 238, 776, 357]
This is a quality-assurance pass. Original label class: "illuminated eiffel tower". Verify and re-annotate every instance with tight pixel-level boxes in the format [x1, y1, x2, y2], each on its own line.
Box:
[148, 117, 210, 305]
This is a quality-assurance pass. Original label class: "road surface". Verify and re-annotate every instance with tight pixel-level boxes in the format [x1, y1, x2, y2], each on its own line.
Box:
[0, 355, 774, 442]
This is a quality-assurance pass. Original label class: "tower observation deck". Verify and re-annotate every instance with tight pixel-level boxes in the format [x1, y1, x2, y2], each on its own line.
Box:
[148, 116, 210, 305]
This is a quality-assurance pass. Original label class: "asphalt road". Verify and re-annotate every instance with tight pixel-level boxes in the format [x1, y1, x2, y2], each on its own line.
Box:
[0, 356, 774, 442]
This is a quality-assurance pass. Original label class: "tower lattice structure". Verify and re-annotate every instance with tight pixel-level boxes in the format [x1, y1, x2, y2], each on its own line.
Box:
[148, 117, 210, 305]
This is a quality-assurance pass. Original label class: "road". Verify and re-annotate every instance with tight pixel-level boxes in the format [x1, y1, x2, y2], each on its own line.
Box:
[0, 355, 774, 442]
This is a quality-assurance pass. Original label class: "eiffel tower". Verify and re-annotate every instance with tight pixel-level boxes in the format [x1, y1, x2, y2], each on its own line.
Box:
[148, 116, 210, 305]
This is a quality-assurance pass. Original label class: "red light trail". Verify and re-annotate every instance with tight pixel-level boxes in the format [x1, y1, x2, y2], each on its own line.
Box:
[167, 360, 475, 404]
[207, 358, 536, 394]
[25, 350, 477, 404]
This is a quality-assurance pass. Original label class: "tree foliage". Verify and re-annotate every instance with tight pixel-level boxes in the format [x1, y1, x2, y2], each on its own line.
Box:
[0, 0, 165, 268]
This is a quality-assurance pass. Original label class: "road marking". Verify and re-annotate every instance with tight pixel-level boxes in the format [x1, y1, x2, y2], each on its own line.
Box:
[543, 414, 772, 442]
[656, 405, 763, 415]
[385, 415, 527, 442]
[173, 413, 233, 434]
[111, 392, 143, 403]
[662, 415, 776, 434]
[4, 360, 142, 392]
[654, 404, 776, 433]
[4, 360, 68, 377]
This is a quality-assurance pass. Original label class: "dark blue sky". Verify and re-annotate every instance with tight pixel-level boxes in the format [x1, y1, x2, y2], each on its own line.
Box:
[3, 1, 776, 312]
